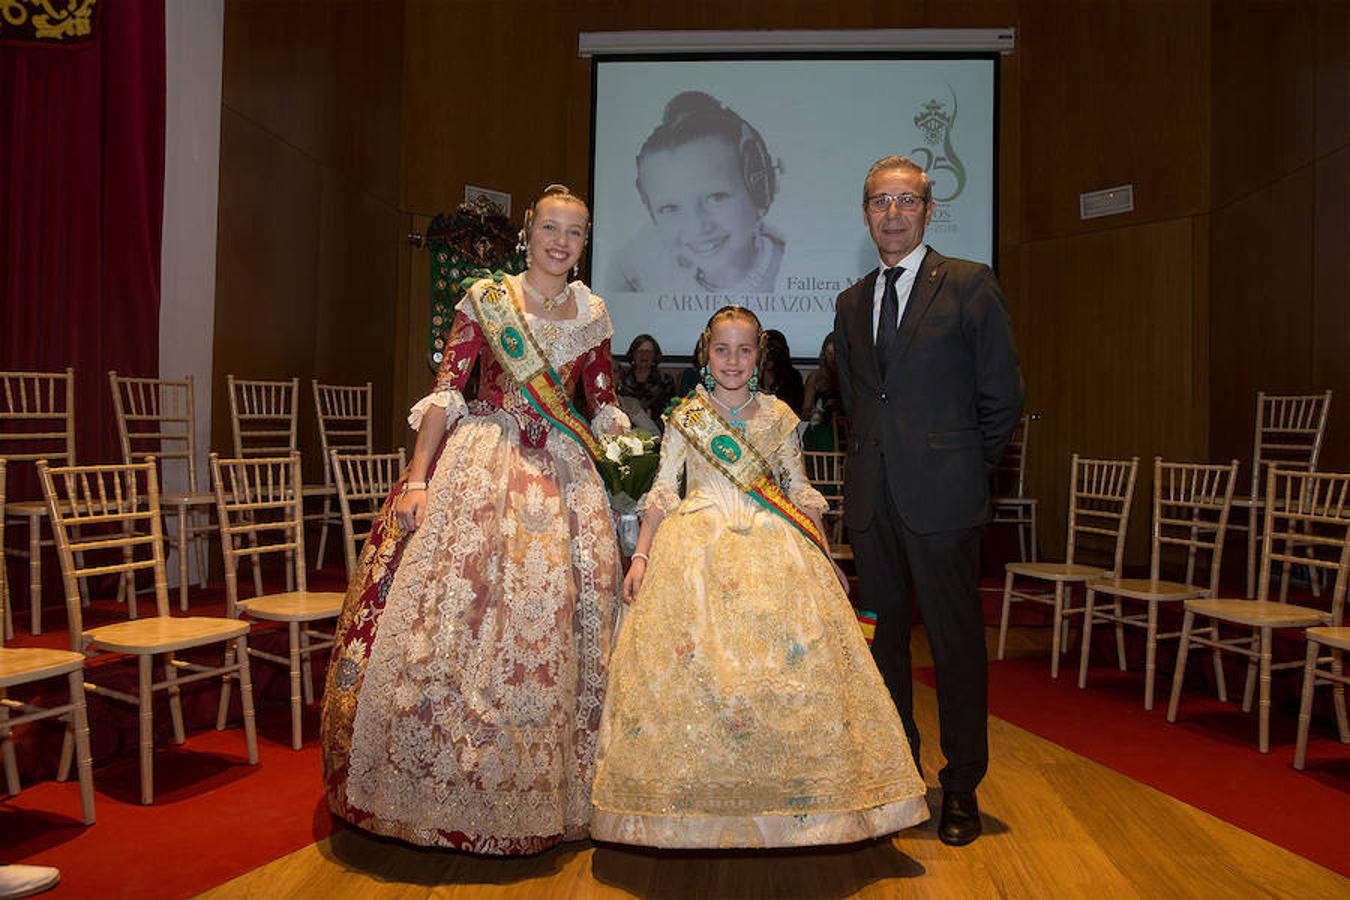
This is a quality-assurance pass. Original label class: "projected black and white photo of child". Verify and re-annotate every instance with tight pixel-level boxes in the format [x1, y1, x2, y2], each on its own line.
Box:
[607, 91, 785, 294]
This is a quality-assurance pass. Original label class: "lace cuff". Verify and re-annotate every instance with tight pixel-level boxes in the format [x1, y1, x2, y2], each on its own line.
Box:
[637, 484, 682, 518]
[590, 403, 631, 437]
[407, 388, 467, 432]
[788, 482, 830, 516]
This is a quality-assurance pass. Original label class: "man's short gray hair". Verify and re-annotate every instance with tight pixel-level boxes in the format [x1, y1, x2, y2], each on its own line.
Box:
[862, 155, 932, 204]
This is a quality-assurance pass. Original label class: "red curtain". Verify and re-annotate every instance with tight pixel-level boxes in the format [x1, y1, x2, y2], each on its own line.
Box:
[0, 0, 165, 497]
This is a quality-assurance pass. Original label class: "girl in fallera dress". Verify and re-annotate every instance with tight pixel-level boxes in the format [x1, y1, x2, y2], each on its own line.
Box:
[590, 307, 929, 849]
[320, 185, 628, 855]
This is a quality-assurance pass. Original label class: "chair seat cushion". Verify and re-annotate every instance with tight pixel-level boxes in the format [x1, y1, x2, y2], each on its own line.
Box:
[239, 591, 344, 622]
[1087, 577, 1207, 601]
[1306, 626, 1350, 652]
[0, 647, 85, 687]
[85, 616, 249, 654]
[1006, 562, 1109, 582]
[1184, 598, 1327, 628]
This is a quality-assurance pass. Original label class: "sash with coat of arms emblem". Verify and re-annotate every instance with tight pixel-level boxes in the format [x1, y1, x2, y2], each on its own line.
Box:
[468, 278, 606, 462]
[666, 391, 831, 560]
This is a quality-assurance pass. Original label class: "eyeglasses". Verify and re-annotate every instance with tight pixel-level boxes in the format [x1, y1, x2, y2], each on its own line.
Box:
[865, 192, 929, 213]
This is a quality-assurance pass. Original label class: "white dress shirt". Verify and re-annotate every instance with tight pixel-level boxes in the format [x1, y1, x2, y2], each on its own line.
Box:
[871, 243, 930, 339]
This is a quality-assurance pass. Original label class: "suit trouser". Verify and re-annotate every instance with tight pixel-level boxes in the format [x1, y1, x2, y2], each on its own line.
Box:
[849, 471, 988, 793]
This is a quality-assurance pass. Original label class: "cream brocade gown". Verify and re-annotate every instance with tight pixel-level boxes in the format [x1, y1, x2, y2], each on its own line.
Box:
[591, 390, 929, 848]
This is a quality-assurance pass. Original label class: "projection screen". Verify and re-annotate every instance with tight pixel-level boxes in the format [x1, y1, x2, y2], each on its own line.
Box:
[589, 55, 998, 360]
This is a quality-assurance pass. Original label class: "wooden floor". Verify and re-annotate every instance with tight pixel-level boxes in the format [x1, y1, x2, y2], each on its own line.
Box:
[199, 627, 1348, 899]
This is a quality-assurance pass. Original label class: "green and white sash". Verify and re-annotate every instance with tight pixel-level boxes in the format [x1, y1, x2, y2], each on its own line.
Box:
[666, 391, 830, 559]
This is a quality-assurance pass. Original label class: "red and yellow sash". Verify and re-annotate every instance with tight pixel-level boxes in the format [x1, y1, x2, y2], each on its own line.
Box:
[468, 278, 604, 462]
[666, 391, 830, 560]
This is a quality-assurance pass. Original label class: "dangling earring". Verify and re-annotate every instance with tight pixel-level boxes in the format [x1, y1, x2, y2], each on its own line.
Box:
[570, 262, 579, 280]
[516, 227, 530, 267]
[702, 365, 716, 392]
[748, 367, 759, 393]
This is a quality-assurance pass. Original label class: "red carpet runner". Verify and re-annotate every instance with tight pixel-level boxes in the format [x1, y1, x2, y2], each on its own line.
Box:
[0, 707, 334, 899]
[920, 655, 1350, 877]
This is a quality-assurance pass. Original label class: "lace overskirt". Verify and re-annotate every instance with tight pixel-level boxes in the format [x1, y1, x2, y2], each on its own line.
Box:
[321, 411, 619, 854]
[591, 502, 929, 848]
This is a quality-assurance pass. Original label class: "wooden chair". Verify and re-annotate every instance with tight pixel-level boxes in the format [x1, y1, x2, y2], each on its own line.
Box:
[1167, 468, 1350, 753]
[997, 454, 1139, 678]
[802, 449, 850, 561]
[227, 375, 304, 595]
[311, 381, 373, 569]
[991, 413, 1039, 562]
[211, 452, 343, 749]
[1079, 458, 1239, 709]
[227, 375, 300, 458]
[109, 372, 217, 611]
[38, 458, 258, 804]
[1295, 626, 1350, 770]
[1229, 392, 1332, 599]
[1, 368, 76, 636]
[330, 448, 405, 581]
[0, 458, 96, 824]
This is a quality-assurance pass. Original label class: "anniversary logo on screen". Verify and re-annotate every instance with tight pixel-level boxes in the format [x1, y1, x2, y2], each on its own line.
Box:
[913, 91, 965, 237]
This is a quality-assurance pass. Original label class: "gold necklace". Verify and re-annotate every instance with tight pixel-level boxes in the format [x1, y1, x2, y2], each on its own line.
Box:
[521, 274, 570, 310]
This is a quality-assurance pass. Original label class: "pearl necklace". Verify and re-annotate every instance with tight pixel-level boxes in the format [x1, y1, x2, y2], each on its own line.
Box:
[521, 274, 570, 310]
[709, 389, 756, 430]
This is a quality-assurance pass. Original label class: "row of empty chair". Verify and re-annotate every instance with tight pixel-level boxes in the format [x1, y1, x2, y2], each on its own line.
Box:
[1, 369, 384, 635]
[798, 392, 1342, 767]
[0, 447, 414, 822]
[997, 451, 1347, 767]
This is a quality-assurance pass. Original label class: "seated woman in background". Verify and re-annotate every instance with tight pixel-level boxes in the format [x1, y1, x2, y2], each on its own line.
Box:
[617, 333, 675, 432]
[676, 337, 703, 396]
[801, 333, 843, 451]
[759, 329, 804, 415]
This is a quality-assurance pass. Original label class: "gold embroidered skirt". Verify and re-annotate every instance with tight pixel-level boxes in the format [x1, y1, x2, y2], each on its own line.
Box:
[591, 502, 928, 848]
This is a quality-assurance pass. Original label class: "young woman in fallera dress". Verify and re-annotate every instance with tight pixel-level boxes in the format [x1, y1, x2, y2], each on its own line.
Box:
[320, 185, 629, 855]
[590, 306, 928, 848]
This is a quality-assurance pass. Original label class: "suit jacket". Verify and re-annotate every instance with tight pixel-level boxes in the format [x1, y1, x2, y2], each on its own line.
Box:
[833, 248, 1024, 535]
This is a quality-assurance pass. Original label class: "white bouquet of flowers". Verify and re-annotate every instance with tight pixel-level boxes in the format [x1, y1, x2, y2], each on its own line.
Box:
[595, 429, 660, 506]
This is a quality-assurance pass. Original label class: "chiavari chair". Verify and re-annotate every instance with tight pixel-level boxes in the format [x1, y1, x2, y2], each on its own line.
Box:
[212, 452, 343, 749]
[39, 458, 257, 803]
[1079, 458, 1239, 709]
[1168, 468, 1350, 753]
[997, 454, 1140, 678]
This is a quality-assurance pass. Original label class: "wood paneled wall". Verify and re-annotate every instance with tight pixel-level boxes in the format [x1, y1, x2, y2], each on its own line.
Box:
[1209, 0, 1350, 483]
[218, 0, 1349, 566]
[214, 0, 404, 477]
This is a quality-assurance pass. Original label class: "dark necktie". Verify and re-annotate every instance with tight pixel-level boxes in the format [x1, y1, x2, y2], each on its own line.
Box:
[875, 265, 904, 376]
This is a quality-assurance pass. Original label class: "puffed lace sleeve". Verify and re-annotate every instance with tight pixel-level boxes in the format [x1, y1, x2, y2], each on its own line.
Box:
[408, 306, 481, 432]
[637, 422, 686, 518]
[773, 417, 829, 515]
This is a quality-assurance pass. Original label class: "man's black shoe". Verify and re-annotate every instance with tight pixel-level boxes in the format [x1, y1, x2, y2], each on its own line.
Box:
[938, 790, 982, 846]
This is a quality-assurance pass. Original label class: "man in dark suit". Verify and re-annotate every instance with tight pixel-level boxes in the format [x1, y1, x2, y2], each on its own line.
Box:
[833, 155, 1023, 846]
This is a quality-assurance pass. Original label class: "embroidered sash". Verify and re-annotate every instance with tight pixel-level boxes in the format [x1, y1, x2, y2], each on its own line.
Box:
[666, 391, 830, 559]
[469, 278, 604, 462]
